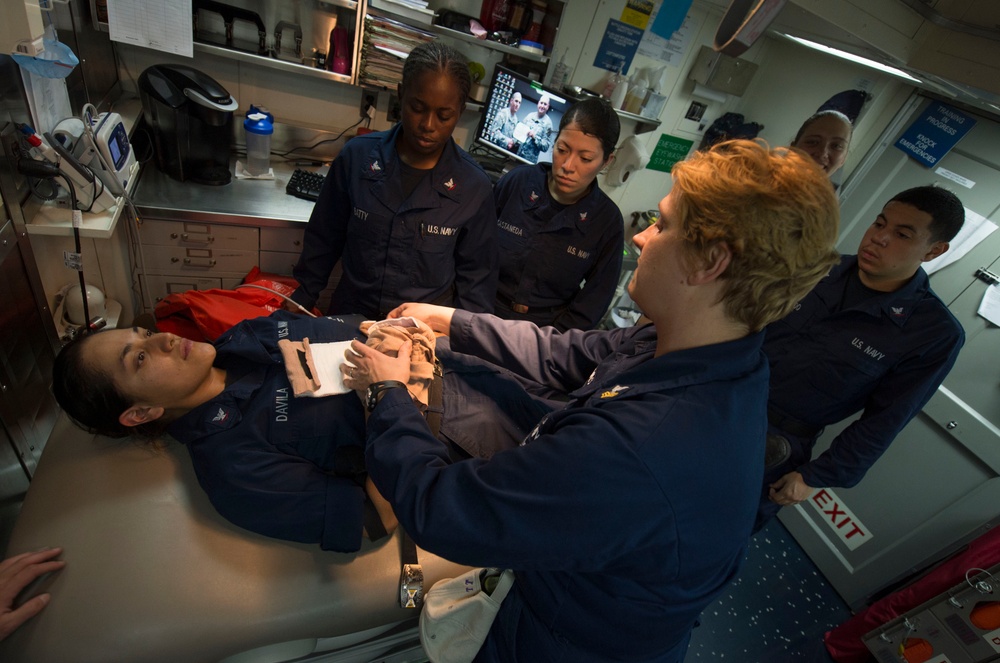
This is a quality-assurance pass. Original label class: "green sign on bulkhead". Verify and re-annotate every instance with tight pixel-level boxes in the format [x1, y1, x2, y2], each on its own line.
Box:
[647, 134, 694, 173]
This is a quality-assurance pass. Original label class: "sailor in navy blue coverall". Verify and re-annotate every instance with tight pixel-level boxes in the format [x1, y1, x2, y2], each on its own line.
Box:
[166, 311, 549, 552]
[348, 140, 841, 662]
[493, 162, 624, 330]
[757, 188, 966, 530]
[289, 123, 498, 319]
[166, 312, 371, 552]
[364, 311, 768, 662]
[758, 256, 964, 527]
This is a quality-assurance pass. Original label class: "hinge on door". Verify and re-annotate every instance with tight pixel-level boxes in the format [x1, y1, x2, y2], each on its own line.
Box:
[975, 267, 999, 285]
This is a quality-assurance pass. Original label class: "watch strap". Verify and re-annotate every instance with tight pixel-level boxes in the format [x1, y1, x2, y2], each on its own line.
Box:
[366, 380, 407, 412]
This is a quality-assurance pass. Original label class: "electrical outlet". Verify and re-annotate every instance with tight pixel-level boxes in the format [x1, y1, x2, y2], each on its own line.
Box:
[359, 92, 375, 119]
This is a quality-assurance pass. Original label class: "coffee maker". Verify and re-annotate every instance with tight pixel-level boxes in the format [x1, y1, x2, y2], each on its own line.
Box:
[138, 64, 239, 185]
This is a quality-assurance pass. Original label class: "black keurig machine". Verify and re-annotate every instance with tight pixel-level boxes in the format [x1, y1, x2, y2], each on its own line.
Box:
[138, 64, 239, 185]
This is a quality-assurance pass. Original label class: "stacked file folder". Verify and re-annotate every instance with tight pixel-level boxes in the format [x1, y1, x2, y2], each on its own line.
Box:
[359, 13, 436, 89]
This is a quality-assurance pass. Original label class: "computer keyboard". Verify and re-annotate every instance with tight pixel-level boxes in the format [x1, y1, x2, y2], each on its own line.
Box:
[285, 168, 325, 202]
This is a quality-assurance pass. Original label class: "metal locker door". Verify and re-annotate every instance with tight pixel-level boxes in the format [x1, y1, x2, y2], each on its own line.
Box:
[778, 94, 1000, 610]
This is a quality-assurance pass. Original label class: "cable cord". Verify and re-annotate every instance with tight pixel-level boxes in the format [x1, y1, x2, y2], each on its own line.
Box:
[27, 174, 59, 201]
[58, 173, 93, 328]
[79, 102, 149, 315]
[80, 102, 143, 242]
[233, 283, 317, 317]
[966, 567, 995, 593]
[273, 116, 367, 160]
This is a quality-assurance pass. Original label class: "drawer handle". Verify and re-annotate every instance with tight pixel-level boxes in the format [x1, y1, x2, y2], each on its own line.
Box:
[293, 240, 301, 246]
[170, 233, 215, 243]
[181, 258, 217, 267]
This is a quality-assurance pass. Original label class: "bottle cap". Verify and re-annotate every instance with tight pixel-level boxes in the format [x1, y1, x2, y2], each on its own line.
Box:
[244, 107, 274, 135]
[518, 40, 544, 55]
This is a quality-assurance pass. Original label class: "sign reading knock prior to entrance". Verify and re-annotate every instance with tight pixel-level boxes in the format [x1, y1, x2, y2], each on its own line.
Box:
[894, 102, 976, 168]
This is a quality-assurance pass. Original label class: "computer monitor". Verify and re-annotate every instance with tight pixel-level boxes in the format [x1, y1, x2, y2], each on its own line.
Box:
[474, 65, 571, 165]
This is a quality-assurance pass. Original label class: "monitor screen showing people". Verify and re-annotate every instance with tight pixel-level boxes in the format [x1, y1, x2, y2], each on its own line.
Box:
[475, 65, 571, 165]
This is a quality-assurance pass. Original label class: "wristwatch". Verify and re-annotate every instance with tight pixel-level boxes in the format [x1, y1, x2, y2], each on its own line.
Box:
[365, 380, 407, 412]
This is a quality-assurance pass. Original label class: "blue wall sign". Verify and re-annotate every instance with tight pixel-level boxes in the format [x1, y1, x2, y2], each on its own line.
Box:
[894, 103, 976, 168]
[594, 19, 643, 73]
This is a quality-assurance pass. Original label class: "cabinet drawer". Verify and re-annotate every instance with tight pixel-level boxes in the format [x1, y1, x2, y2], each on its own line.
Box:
[140, 219, 259, 250]
[142, 274, 222, 309]
[142, 246, 258, 274]
[260, 226, 306, 254]
[142, 274, 246, 309]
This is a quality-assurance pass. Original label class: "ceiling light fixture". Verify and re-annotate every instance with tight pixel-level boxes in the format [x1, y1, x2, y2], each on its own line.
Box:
[781, 34, 923, 84]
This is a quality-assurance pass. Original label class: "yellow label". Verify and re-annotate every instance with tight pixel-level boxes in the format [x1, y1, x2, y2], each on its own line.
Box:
[621, 0, 654, 30]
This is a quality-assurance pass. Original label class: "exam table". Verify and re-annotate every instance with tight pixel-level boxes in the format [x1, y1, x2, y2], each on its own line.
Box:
[0, 414, 469, 663]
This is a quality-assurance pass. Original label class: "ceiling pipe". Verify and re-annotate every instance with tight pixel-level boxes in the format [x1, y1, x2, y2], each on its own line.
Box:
[896, 0, 1000, 42]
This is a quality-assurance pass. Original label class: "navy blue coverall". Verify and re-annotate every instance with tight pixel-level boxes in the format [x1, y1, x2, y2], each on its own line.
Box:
[290, 125, 499, 319]
[365, 310, 769, 662]
[167, 312, 369, 552]
[493, 163, 624, 330]
[166, 312, 548, 552]
[758, 255, 964, 526]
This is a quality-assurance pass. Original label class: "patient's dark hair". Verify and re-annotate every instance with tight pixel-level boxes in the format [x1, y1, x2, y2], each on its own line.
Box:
[559, 97, 621, 160]
[52, 331, 165, 440]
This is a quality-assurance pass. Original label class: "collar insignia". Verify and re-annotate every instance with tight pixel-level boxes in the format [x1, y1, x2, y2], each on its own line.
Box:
[599, 385, 630, 399]
[529, 191, 539, 202]
[524, 416, 548, 445]
[891, 306, 905, 317]
[579, 212, 588, 222]
[370, 160, 382, 173]
[211, 407, 230, 424]
[444, 177, 455, 190]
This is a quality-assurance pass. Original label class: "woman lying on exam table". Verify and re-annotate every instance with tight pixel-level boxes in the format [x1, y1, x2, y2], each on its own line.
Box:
[51, 311, 551, 552]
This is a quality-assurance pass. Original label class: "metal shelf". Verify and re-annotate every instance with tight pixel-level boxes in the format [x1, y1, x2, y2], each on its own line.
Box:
[427, 25, 550, 64]
[193, 42, 353, 86]
[364, 4, 550, 64]
[317, 0, 359, 10]
[615, 108, 661, 134]
[561, 91, 662, 134]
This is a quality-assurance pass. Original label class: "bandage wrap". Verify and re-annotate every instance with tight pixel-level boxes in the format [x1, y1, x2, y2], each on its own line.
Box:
[360, 317, 437, 408]
[278, 317, 437, 405]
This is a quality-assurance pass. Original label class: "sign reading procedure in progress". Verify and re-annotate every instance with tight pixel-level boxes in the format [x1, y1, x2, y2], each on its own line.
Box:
[647, 134, 694, 173]
[894, 102, 976, 168]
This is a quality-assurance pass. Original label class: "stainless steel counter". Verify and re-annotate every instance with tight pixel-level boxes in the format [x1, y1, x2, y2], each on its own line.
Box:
[133, 159, 318, 227]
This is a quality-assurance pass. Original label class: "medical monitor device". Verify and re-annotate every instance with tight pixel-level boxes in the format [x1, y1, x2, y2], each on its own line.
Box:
[91, 112, 137, 193]
[474, 65, 570, 166]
